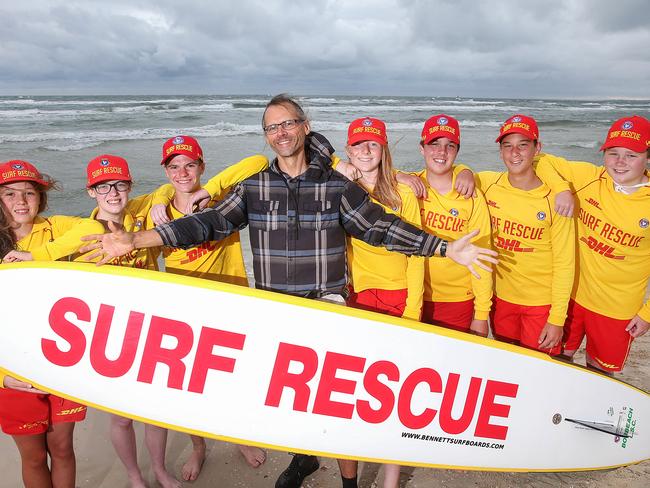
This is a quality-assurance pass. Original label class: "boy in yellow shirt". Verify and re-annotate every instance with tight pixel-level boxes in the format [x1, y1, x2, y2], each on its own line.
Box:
[477, 115, 575, 355]
[535, 115, 650, 372]
[413, 114, 493, 335]
[156, 136, 262, 286]
[154, 136, 268, 477]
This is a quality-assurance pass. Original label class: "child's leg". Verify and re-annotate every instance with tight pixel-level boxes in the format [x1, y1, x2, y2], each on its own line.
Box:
[110, 415, 146, 488]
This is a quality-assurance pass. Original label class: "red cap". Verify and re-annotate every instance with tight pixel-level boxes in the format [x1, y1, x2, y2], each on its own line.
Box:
[161, 135, 203, 165]
[0, 160, 48, 186]
[421, 114, 460, 145]
[347, 117, 388, 146]
[86, 155, 132, 188]
[496, 114, 539, 143]
[600, 115, 650, 153]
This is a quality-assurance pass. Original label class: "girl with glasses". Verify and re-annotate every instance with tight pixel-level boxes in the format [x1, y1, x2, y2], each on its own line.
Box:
[12, 154, 179, 487]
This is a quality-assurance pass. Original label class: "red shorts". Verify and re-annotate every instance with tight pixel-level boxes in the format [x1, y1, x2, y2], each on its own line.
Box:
[490, 297, 561, 355]
[0, 389, 87, 435]
[346, 288, 407, 317]
[563, 300, 632, 372]
[421, 299, 474, 331]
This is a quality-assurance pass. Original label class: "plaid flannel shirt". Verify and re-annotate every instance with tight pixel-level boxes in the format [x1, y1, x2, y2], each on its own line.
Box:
[155, 133, 443, 297]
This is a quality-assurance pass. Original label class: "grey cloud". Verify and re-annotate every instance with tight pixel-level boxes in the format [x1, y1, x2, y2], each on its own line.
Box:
[0, 0, 648, 98]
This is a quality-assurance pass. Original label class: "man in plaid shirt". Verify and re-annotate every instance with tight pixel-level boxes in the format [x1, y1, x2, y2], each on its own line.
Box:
[84, 94, 497, 488]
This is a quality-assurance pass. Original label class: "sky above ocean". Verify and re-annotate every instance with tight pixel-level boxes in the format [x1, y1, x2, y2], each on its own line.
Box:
[1, 0, 648, 98]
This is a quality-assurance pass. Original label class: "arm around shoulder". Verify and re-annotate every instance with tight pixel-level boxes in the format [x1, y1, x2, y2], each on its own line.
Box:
[203, 154, 269, 198]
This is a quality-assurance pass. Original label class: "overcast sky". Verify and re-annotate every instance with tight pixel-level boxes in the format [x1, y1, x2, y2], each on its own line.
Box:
[1, 0, 648, 98]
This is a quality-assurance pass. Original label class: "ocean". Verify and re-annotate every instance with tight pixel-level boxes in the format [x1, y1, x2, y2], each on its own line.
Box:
[1, 94, 649, 218]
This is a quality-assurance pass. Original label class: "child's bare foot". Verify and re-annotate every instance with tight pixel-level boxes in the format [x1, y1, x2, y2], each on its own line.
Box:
[153, 467, 181, 488]
[127, 473, 148, 488]
[237, 444, 267, 467]
[182, 443, 206, 481]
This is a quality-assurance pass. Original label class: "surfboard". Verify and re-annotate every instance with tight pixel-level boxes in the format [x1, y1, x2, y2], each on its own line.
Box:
[0, 261, 648, 472]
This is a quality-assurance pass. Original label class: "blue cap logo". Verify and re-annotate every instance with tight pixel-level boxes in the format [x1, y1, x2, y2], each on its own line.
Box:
[537, 211, 546, 221]
[173, 136, 184, 144]
[100, 159, 110, 167]
[438, 116, 448, 125]
[362, 118, 372, 127]
[11, 163, 23, 170]
[512, 116, 522, 123]
[622, 121, 633, 130]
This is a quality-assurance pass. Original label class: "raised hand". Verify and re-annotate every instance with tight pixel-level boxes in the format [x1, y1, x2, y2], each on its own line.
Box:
[446, 229, 498, 278]
[80, 220, 135, 266]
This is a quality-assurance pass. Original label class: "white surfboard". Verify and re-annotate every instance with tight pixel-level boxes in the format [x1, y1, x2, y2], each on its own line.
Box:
[0, 261, 648, 472]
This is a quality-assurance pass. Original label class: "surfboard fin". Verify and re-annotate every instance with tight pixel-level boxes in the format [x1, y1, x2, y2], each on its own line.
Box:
[564, 418, 632, 438]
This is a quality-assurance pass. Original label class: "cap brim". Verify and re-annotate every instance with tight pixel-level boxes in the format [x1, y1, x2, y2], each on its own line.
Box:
[495, 128, 537, 143]
[600, 139, 648, 153]
[87, 174, 132, 188]
[161, 151, 202, 165]
[347, 134, 387, 146]
[423, 132, 460, 145]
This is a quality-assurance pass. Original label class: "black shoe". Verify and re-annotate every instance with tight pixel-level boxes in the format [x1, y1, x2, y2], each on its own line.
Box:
[275, 454, 319, 488]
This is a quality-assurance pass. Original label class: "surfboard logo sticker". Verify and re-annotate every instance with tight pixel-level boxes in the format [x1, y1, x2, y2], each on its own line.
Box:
[618, 406, 637, 449]
[537, 211, 546, 221]
[639, 218, 648, 229]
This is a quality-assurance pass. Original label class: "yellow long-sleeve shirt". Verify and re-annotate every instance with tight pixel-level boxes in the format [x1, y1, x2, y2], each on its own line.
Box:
[162, 204, 248, 285]
[415, 169, 493, 320]
[535, 153, 650, 322]
[476, 171, 575, 326]
[22, 215, 105, 261]
[346, 183, 425, 320]
[203, 155, 269, 199]
[152, 155, 269, 285]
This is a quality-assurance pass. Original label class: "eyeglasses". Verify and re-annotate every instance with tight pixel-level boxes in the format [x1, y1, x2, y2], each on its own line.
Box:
[93, 181, 131, 194]
[263, 119, 304, 135]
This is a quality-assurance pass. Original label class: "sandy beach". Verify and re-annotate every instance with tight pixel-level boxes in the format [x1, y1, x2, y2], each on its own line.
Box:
[1, 333, 648, 488]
